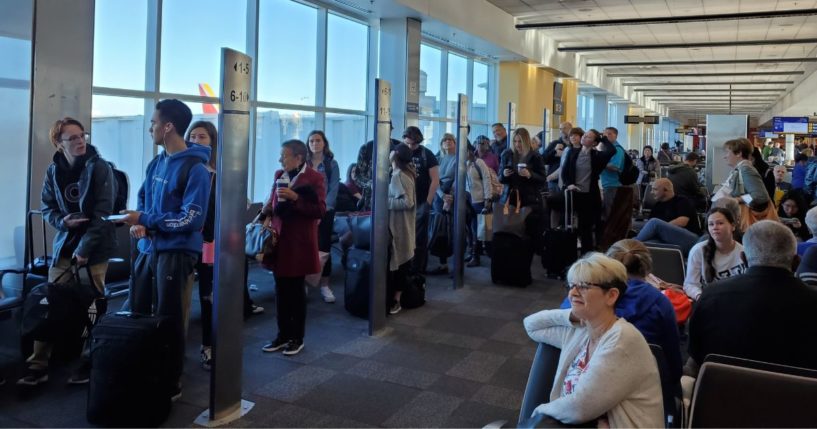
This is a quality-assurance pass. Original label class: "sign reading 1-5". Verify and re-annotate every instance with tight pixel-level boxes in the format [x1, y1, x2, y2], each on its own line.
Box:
[222, 53, 252, 114]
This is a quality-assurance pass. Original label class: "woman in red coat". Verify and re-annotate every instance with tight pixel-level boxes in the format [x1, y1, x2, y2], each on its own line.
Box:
[260, 139, 326, 356]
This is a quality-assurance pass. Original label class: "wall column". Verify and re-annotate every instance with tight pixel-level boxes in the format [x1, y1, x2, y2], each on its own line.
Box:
[378, 18, 421, 131]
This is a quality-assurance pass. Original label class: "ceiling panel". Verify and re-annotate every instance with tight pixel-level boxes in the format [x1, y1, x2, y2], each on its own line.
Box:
[484, 0, 817, 117]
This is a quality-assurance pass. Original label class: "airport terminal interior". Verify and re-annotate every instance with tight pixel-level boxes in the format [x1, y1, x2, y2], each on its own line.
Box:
[2, 0, 817, 427]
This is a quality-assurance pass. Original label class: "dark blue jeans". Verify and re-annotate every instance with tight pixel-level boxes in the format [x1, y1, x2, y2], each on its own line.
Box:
[635, 218, 700, 256]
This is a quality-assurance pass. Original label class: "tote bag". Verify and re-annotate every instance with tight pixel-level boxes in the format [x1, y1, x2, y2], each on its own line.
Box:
[492, 189, 531, 238]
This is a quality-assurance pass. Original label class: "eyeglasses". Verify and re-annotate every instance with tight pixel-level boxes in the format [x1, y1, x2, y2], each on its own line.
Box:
[59, 133, 90, 144]
[564, 282, 609, 293]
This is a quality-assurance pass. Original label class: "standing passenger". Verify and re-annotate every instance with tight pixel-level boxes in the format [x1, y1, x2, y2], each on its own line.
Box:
[353, 122, 401, 211]
[260, 140, 326, 356]
[403, 126, 439, 275]
[17, 118, 117, 386]
[306, 130, 340, 303]
[428, 133, 457, 275]
[120, 99, 211, 400]
[387, 144, 417, 315]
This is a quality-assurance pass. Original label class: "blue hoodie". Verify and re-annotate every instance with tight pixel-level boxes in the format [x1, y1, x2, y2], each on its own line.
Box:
[137, 142, 211, 255]
[560, 278, 682, 382]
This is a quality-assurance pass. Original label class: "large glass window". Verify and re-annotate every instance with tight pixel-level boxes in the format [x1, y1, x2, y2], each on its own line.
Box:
[472, 61, 488, 123]
[160, 0, 247, 96]
[0, 19, 32, 266]
[326, 13, 367, 111]
[253, 109, 316, 202]
[91, 96, 149, 209]
[325, 113, 366, 175]
[446, 53, 467, 119]
[419, 44, 442, 117]
[257, 0, 317, 105]
[93, 1, 147, 90]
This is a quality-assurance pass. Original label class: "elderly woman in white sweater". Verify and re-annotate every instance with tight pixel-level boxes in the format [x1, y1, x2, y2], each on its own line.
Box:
[523, 253, 664, 428]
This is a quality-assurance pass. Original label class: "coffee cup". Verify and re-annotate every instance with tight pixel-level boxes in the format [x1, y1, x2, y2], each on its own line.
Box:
[517, 163, 527, 172]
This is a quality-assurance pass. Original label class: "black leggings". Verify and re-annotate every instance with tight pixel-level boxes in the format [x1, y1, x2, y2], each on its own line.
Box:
[317, 209, 335, 277]
[274, 275, 307, 341]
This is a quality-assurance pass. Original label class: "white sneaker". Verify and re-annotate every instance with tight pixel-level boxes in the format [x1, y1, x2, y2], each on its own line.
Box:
[320, 286, 336, 303]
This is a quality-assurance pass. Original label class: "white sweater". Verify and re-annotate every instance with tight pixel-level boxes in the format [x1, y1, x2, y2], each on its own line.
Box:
[684, 240, 746, 301]
[523, 309, 664, 428]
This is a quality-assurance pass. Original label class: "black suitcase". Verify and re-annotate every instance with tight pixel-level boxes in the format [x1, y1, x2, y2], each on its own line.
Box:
[491, 232, 533, 287]
[87, 311, 173, 427]
[344, 248, 370, 319]
[542, 190, 578, 279]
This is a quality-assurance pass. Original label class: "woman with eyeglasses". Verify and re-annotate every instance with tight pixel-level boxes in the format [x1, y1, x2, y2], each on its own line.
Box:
[523, 252, 663, 428]
[18, 118, 117, 387]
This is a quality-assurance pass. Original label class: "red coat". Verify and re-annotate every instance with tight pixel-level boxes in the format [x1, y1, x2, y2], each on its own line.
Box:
[261, 166, 326, 277]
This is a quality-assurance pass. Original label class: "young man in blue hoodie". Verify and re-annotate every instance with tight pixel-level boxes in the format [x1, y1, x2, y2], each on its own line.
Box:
[121, 99, 211, 401]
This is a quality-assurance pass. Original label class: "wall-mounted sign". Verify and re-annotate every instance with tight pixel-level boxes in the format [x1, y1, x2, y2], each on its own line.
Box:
[553, 82, 564, 116]
[625, 115, 641, 124]
[643, 115, 660, 125]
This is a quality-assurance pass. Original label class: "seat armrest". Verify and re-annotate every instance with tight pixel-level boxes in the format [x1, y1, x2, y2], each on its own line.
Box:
[518, 343, 561, 426]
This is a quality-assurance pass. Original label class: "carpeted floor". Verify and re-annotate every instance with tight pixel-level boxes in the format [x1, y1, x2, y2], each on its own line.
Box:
[0, 253, 566, 428]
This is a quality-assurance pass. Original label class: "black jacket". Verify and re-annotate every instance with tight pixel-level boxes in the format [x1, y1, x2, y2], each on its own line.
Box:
[41, 145, 117, 266]
[498, 149, 546, 208]
[542, 138, 567, 177]
[560, 142, 616, 200]
[667, 164, 706, 211]
[688, 266, 817, 370]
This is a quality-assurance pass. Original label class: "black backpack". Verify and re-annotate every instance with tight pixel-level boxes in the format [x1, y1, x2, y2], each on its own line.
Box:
[618, 146, 640, 186]
[107, 162, 129, 214]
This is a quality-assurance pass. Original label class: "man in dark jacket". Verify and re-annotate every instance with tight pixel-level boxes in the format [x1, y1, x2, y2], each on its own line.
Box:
[353, 121, 401, 211]
[688, 221, 817, 375]
[667, 152, 706, 211]
[491, 123, 508, 156]
[121, 99, 211, 401]
[18, 118, 117, 387]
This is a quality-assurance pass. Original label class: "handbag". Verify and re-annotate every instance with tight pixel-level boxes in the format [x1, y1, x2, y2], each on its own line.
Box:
[245, 222, 270, 257]
[428, 210, 453, 258]
[477, 212, 493, 241]
[662, 288, 692, 324]
[739, 201, 779, 231]
[492, 189, 532, 238]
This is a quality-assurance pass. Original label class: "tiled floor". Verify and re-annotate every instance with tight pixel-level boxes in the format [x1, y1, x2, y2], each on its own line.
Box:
[0, 254, 566, 427]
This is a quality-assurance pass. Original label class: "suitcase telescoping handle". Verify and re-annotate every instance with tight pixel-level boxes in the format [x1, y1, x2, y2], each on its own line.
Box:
[564, 189, 574, 232]
[26, 210, 48, 268]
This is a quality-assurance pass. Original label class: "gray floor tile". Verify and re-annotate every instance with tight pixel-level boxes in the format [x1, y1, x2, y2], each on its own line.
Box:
[445, 400, 519, 428]
[471, 384, 524, 410]
[489, 320, 531, 345]
[294, 373, 421, 426]
[446, 350, 508, 383]
[383, 391, 463, 428]
[515, 343, 538, 362]
[478, 339, 524, 357]
[488, 358, 535, 391]
[370, 337, 472, 374]
[309, 352, 365, 372]
[345, 359, 440, 389]
[332, 334, 394, 358]
[424, 312, 506, 338]
[427, 374, 485, 399]
[255, 366, 336, 403]
[259, 403, 373, 428]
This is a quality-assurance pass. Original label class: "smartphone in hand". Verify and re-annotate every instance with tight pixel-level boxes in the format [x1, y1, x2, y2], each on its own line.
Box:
[103, 214, 128, 222]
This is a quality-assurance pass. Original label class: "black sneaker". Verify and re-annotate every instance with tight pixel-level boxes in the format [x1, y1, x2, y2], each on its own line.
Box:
[67, 361, 91, 385]
[16, 367, 48, 386]
[282, 340, 304, 356]
[262, 337, 288, 353]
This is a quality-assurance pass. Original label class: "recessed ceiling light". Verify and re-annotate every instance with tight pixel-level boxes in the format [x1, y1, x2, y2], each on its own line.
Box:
[578, 8, 594, 12]
[779, 23, 795, 27]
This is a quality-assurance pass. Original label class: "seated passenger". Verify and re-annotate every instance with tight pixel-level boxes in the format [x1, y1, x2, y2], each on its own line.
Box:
[559, 239, 682, 382]
[688, 221, 817, 374]
[524, 253, 664, 428]
[772, 165, 792, 207]
[667, 152, 707, 212]
[635, 178, 701, 256]
[777, 191, 809, 241]
[682, 207, 746, 301]
[791, 151, 810, 190]
[796, 245, 817, 288]
[797, 206, 817, 256]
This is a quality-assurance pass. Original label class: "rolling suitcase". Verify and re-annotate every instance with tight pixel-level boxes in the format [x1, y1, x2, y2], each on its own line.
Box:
[491, 232, 533, 287]
[344, 248, 370, 319]
[87, 311, 174, 427]
[542, 190, 578, 279]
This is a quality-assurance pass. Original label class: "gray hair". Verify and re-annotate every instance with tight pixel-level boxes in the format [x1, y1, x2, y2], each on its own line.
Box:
[806, 206, 817, 237]
[712, 197, 741, 228]
[743, 220, 797, 269]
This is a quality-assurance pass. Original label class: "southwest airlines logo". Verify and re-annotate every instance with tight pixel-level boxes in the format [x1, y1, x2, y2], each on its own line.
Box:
[199, 83, 220, 114]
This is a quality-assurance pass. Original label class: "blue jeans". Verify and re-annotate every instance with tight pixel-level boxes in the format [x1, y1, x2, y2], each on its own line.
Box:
[635, 218, 700, 256]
